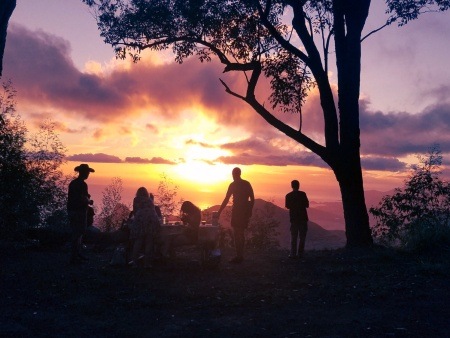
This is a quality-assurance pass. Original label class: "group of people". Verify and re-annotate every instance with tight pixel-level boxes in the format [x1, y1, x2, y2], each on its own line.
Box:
[67, 163, 310, 266]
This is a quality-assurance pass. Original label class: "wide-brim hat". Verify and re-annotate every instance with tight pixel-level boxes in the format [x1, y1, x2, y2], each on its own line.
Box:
[74, 163, 95, 173]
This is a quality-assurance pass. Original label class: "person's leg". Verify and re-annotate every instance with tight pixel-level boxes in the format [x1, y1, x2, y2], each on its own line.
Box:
[143, 232, 154, 268]
[233, 226, 245, 261]
[298, 221, 308, 256]
[69, 211, 86, 263]
[70, 231, 82, 263]
[130, 236, 144, 266]
[290, 224, 299, 258]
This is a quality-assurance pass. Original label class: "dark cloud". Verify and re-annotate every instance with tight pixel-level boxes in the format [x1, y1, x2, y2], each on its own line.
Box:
[213, 137, 327, 167]
[67, 153, 122, 163]
[185, 139, 215, 148]
[5, 24, 450, 174]
[216, 152, 327, 167]
[66, 153, 177, 164]
[361, 156, 407, 171]
[360, 100, 450, 157]
[3, 24, 250, 123]
[125, 156, 176, 165]
[146, 124, 159, 133]
[220, 138, 275, 154]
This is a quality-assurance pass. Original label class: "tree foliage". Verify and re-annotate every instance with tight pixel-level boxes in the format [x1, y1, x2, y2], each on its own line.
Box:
[83, 0, 450, 247]
[98, 177, 130, 232]
[247, 200, 280, 250]
[0, 81, 68, 236]
[155, 173, 182, 219]
[370, 146, 450, 249]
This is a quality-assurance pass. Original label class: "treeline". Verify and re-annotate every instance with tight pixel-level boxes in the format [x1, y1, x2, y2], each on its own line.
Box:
[0, 81, 69, 237]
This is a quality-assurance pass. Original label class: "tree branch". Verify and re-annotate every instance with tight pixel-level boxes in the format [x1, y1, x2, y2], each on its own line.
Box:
[255, 1, 310, 65]
[220, 58, 330, 163]
[219, 79, 246, 100]
[361, 21, 390, 43]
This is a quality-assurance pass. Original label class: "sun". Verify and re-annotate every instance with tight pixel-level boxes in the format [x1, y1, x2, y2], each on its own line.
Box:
[172, 160, 232, 187]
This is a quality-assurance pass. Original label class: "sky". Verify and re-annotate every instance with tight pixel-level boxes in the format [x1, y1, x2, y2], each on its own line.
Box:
[3, 0, 450, 211]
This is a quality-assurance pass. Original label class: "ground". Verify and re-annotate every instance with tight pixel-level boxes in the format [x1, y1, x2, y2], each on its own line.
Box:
[1, 240, 449, 337]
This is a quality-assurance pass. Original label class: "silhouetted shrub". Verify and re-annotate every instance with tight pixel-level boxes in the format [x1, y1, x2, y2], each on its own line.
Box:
[247, 200, 280, 250]
[370, 146, 450, 250]
[0, 81, 68, 237]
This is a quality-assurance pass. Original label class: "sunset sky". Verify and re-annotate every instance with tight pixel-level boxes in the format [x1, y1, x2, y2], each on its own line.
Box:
[4, 0, 450, 211]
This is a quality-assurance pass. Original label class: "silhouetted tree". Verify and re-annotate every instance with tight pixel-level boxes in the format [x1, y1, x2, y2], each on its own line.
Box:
[370, 145, 450, 250]
[26, 120, 68, 226]
[83, 0, 450, 247]
[99, 177, 130, 232]
[247, 200, 280, 249]
[0, 81, 68, 235]
[155, 173, 182, 220]
[0, 0, 16, 77]
[0, 81, 30, 233]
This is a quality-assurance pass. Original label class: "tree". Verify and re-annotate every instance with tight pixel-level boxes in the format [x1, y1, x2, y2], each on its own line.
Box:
[0, 80, 30, 233]
[0, 0, 16, 77]
[0, 81, 68, 235]
[25, 120, 68, 227]
[155, 173, 182, 220]
[370, 146, 450, 249]
[99, 177, 130, 232]
[247, 200, 280, 250]
[83, 0, 450, 247]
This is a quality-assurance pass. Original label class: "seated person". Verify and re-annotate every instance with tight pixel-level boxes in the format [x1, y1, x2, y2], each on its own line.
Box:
[178, 201, 201, 244]
[163, 201, 201, 256]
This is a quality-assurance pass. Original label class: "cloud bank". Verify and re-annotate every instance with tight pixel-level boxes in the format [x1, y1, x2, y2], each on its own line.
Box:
[4, 24, 450, 173]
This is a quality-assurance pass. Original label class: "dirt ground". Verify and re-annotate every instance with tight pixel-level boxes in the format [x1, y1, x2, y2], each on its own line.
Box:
[1, 240, 449, 337]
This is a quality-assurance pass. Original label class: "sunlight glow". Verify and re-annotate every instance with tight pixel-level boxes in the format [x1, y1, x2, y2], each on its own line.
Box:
[172, 160, 232, 186]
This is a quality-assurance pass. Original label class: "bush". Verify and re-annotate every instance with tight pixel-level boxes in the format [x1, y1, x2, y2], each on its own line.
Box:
[370, 146, 450, 250]
[247, 200, 280, 250]
[0, 81, 68, 237]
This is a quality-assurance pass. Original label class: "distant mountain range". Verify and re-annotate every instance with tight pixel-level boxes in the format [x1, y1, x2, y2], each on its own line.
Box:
[203, 190, 394, 250]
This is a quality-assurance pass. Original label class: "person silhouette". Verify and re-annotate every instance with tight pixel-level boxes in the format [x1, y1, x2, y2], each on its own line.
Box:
[67, 163, 95, 265]
[285, 180, 309, 258]
[217, 167, 254, 263]
[129, 187, 160, 269]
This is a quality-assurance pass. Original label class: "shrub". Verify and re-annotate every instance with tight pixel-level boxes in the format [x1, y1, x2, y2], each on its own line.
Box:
[0, 81, 68, 237]
[247, 200, 280, 250]
[370, 146, 450, 250]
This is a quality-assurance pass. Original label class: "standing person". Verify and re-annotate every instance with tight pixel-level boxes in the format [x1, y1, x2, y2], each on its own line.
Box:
[285, 180, 309, 258]
[67, 163, 95, 265]
[217, 167, 254, 263]
[129, 187, 160, 269]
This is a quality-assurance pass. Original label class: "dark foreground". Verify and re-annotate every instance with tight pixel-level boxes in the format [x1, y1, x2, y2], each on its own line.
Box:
[1, 241, 449, 337]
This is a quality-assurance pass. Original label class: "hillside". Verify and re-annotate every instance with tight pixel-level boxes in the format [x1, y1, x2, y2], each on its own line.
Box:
[205, 199, 346, 250]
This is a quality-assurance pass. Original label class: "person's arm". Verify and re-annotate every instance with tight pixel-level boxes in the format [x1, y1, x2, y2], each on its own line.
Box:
[217, 184, 232, 217]
[248, 182, 255, 215]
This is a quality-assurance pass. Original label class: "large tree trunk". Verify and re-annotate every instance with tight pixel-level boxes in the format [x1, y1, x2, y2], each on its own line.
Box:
[332, 0, 373, 247]
[0, 0, 16, 77]
[334, 152, 373, 247]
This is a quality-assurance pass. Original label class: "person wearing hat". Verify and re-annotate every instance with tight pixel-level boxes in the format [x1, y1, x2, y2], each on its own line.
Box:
[67, 163, 95, 264]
